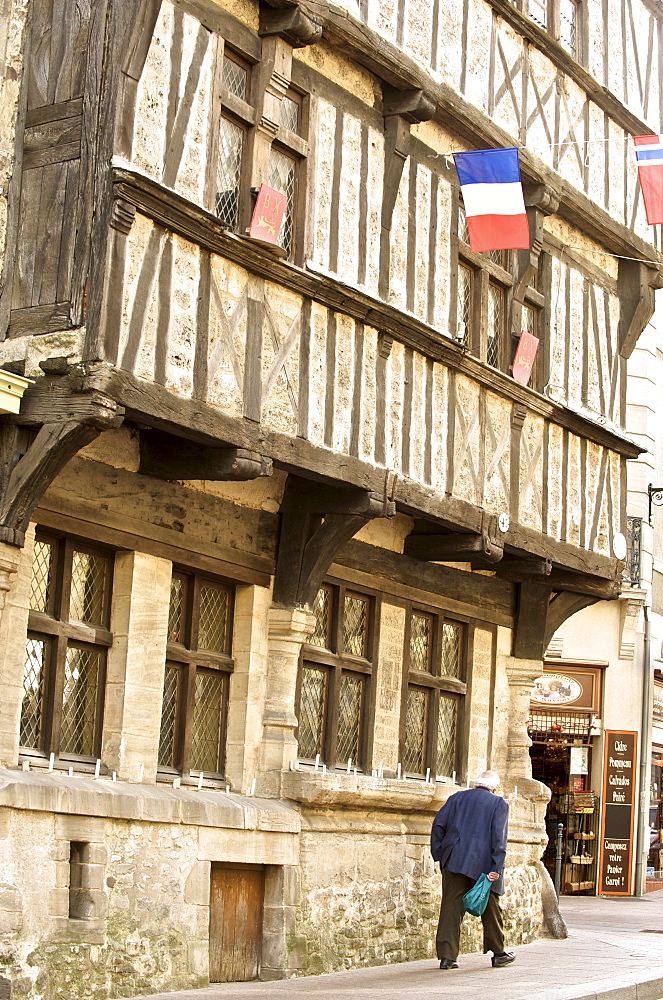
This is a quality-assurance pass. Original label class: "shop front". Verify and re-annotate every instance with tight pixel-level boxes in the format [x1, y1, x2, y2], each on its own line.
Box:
[529, 664, 603, 895]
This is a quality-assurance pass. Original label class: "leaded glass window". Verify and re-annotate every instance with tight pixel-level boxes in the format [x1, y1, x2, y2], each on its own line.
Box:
[298, 666, 326, 760]
[457, 265, 472, 345]
[268, 147, 296, 257]
[158, 570, 234, 777]
[528, 0, 547, 28]
[403, 688, 428, 774]
[401, 609, 465, 780]
[216, 117, 244, 229]
[299, 582, 375, 770]
[222, 52, 248, 100]
[20, 534, 112, 760]
[280, 94, 300, 134]
[487, 283, 503, 369]
[342, 594, 368, 658]
[309, 586, 332, 648]
[559, 0, 576, 53]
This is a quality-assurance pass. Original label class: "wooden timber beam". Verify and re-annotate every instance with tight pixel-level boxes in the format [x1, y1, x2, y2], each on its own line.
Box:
[106, 367, 622, 582]
[404, 524, 504, 566]
[273, 475, 395, 607]
[259, 4, 322, 45]
[513, 582, 553, 660]
[0, 364, 124, 547]
[139, 430, 272, 481]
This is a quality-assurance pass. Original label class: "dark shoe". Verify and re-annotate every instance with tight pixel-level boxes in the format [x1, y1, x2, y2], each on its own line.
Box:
[439, 959, 459, 970]
[491, 951, 515, 968]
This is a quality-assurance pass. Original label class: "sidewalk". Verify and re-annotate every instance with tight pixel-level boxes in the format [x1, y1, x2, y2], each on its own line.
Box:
[127, 891, 663, 1000]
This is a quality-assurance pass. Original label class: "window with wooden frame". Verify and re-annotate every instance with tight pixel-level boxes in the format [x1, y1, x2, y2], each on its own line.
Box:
[456, 206, 513, 373]
[20, 533, 114, 761]
[209, 42, 308, 261]
[511, 0, 580, 59]
[158, 570, 234, 778]
[512, 250, 548, 391]
[212, 46, 255, 232]
[296, 583, 377, 770]
[267, 87, 307, 259]
[400, 609, 466, 780]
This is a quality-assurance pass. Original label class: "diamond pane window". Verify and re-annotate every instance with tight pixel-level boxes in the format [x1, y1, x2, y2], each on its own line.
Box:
[309, 587, 331, 648]
[487, 283, 503, 368]
[441, 623, 462, 678]
[486, 247, 507, 267]
[458, 205, 469, 243]
[222, 54, 248, 100]
[158, 664, 179, 767]
[410, 613, 432, 671]
[343, 595, 368, 657]
[69, 550, 107, 625]
[60, 646, 101, 756]
[457, 265, 472, 344]
[168, 576, 185, 644]
[216, 117, 243, 228]
[24, 533, 112, 760]
[298, 666, 326, 760]
[281, 95, 299, 134]
[20, 638, 46, 749]
[30, 539, 53, 613]
[528, 0, 547, 28]
[436, 696, 457, 778]
[336, 674, 362, 763]
[198, 584, 229, 653]
[268, 148, 296, 257]
[403, 688, 427, 775]
[162, 570, 233, 777]
[191, 670, 225, 773]
[522, 303, 536, 336]
[559, 0, 576, 53]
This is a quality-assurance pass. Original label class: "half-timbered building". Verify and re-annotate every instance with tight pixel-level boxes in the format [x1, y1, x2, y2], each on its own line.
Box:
[0, 0, 661, 993]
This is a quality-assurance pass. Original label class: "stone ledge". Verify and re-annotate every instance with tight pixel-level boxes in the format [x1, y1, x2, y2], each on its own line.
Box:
[280, 769, 452, 810]
[0, 769, 300, 832]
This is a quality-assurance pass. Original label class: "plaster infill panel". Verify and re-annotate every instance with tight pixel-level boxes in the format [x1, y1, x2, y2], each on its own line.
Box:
[490, 17, 523, 139]
[483, 392, 511, 516]
[206, 255, 249, 417]
[261, 283, 303, 437]
[452, 375, 481, 506]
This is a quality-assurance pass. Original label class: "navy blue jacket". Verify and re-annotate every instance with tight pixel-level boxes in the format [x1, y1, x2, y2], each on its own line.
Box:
[430, 786, 509, 895]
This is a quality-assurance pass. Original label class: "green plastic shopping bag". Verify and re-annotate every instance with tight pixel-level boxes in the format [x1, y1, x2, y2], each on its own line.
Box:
[462, 873, 492, 916]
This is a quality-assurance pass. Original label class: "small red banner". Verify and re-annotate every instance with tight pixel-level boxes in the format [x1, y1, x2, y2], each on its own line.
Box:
[511, 331, 539, 385]
[248, 184, 287, 244]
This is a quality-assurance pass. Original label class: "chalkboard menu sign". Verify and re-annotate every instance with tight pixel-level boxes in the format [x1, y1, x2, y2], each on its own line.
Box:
[599, 731, 637, 895]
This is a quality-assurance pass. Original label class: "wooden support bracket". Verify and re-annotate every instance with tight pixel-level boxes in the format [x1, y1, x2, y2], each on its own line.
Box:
[0, 366, 124, 547]
[273, 475, 395, 607]
[259, 4, 323, 46]
[404, 514, 505, 566]
[139, 430, 272, 481]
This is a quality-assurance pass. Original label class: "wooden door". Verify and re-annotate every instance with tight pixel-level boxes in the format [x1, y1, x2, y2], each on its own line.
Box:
[209, 863, 265, 982]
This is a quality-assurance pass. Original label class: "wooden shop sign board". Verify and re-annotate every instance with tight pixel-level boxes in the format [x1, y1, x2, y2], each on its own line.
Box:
[599, 731, 637, 895]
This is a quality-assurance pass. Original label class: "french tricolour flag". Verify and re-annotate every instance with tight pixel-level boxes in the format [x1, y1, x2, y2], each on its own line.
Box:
[453, 148, 530, 253]
[633, 134, 663, 225]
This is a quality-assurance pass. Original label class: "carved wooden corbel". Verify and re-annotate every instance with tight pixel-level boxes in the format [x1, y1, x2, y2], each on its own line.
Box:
[618, 259, 663, 359]
[0, 365, 124, 548]
[273, 475, 395, 608]
[259, 4, 323, 47]
[513, 184, 561, 301]
[139, 430, 273, 481]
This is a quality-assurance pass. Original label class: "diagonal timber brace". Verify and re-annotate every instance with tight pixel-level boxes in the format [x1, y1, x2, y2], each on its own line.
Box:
[273, 475, 396, 608]
[0, 366, 124, 547]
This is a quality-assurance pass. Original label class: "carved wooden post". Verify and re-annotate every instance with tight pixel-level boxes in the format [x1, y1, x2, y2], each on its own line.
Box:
[0, 545, 20, 613]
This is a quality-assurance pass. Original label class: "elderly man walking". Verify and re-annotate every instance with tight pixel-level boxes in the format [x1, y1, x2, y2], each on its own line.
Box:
[430, 769, 515, 970]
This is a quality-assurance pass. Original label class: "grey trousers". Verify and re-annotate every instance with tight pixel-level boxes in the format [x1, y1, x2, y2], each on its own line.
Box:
[435, 869, 505, 961]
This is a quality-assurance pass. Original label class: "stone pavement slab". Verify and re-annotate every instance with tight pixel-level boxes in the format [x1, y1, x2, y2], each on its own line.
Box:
[125, 891, 663, 1000]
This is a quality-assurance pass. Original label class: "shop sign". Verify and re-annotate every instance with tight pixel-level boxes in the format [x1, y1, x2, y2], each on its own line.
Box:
[599, 731, 637, 895]
[653, 683, 663, 727]
[531, 673, 582, 705]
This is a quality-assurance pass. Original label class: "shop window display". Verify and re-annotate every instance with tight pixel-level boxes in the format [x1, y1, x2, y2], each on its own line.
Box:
[647, 750, 663, 889]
